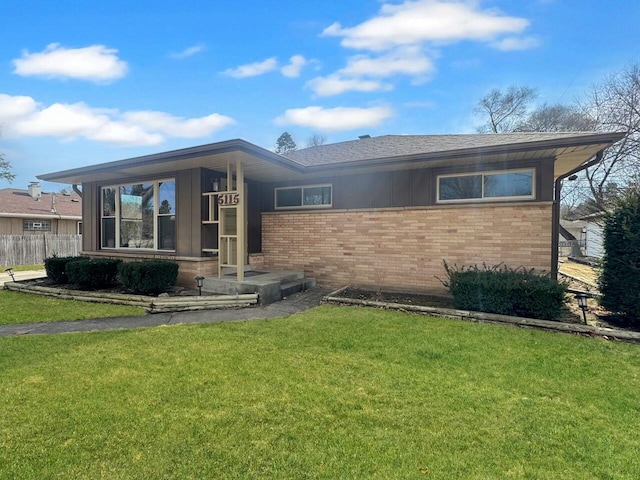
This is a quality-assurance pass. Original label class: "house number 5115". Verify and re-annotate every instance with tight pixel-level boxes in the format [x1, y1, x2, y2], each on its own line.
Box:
[218, 193, 240, 206]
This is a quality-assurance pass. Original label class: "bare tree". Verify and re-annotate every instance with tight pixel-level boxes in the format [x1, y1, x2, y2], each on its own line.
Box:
[306, 133, 327, 148]
[517, 103, 596, 132]
[0, 153, 15, 183]
[475, 85, 538, 133]
[578, 64, 640, 209]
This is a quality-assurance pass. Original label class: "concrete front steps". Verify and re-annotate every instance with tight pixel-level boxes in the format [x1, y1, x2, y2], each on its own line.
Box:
[202, 269, 316, 305]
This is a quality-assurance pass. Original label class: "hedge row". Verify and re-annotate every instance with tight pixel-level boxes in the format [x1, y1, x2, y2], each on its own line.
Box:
[441, 261, 567, 320]
[44, 257, 178, 295]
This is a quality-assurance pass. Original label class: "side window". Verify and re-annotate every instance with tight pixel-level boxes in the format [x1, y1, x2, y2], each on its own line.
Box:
[437, 169, 534, 203]
[275, 184, 332, 209]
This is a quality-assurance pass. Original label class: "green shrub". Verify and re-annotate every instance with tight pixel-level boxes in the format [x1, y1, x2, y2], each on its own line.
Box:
[599, 188, 640, 321]
[66, 258, 121, 289]
[440, 261, 567, 320]
[44, 256, 86, 284]
[118, 260, 178, 295]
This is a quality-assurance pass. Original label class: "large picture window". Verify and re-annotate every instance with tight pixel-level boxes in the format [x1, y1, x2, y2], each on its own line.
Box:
[101, 180, 175, 250]
[437, 169, 534, 203]
[275, 184, 332, 209]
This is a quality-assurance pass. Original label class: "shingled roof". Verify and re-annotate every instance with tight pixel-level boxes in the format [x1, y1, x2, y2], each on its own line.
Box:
[284, 132, 622, 166]
[0, 188, 82, 219]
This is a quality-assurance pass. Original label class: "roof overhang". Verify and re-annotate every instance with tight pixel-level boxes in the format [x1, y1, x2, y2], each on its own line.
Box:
[38, 132, 625, 185]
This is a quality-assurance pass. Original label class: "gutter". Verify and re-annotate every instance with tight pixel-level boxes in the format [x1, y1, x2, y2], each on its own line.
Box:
[0, 213, 81, 220]
[551, 150, 604, 280]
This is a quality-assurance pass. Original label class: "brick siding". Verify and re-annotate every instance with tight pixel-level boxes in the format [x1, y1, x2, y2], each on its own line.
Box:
[261, 203, 553, 293]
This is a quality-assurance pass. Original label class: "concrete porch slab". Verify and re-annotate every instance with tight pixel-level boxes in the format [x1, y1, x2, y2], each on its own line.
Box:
[202, 270, 315, 305]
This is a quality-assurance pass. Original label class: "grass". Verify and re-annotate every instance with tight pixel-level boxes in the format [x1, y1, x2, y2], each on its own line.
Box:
[9, 264, 45, 272]
[0, 290, 145, 325]
[1, 305, 639, 479]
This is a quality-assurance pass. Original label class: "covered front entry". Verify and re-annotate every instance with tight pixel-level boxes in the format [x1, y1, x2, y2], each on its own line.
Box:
[202, 159, 247, 281]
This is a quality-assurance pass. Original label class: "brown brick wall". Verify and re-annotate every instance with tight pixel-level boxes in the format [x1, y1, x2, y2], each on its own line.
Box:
[85, 251, 218, 287]
[261, 203, 553, 293]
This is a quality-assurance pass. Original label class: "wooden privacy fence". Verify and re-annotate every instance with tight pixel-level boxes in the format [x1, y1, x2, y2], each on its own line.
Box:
[0, 234, 82, 267]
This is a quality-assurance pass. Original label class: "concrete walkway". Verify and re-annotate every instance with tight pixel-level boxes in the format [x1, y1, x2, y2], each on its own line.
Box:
[0, 269, 46, 286]
[0, 287, 330, 338]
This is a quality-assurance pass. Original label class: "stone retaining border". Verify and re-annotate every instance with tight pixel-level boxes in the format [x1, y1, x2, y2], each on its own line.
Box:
[324, 286, 640, 343]
[5, 281, 258, 313]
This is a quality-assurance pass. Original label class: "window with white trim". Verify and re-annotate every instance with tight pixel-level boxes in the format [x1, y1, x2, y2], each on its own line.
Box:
[437, 169, 535, 203]
[275, 184, 332, 209]
[24, 220, 51, 231]
[101, 179, 175, 250]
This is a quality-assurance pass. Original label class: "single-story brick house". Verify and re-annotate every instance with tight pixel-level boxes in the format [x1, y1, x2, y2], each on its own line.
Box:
[0, 183, 82, 235]
[38, 132, 623, 292]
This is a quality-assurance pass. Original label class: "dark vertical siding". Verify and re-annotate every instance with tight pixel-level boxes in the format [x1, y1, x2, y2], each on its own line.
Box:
[247, 181, 262, 254]
[411, 168, 432, 205]
[391, 170, 411, 207]
[176, 168, 203, 257]
[538, 158, 555, 202]
[83, 182, 97, 252]
[356, 174, 376, 208]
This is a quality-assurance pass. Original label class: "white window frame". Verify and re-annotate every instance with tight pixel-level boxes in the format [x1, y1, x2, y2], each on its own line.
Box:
[274, 184, 333, 210]
[436, 168, 536, 204]
[100, 178, 175, 251]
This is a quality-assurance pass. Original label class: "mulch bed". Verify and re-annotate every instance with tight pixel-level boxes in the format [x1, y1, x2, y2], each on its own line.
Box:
[23, 277, 200, 297]
[332, 287, 639, 333]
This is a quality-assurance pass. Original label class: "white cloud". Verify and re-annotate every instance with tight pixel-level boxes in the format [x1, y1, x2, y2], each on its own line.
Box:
[222, 57, 278, 78]
[0, 94, 38, 122]
[170, 44, 206, 59]
[306, 75, 392, 96]
[275, 106, 393, 131]
[281, 55, 307, 78]
[491, 36, 541, 51]
[340, 47, 434, 78]
[12, 43, 128, 82]
[0, 93, 234, 146]
[122, 111, 235, 138]
[322, 0, 530, 51]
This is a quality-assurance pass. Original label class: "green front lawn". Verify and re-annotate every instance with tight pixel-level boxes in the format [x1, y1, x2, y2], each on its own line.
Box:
[0, 290, 145, 325]
[1, 305, 639, 479]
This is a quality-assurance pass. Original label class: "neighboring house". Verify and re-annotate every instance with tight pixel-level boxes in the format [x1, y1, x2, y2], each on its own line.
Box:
[0, 183, 82, 235]
[579, 212, 606, 259]
[558, 219, 587, 257]
[38, 132, 623, 291]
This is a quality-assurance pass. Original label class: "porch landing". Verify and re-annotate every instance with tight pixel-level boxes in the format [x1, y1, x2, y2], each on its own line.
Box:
[202, 269, 316, 305]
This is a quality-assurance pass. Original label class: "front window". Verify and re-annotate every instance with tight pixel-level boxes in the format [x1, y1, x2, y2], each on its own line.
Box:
[275, 184, 332, 209]
[437, 169, 534, 203]
[101, 180, 175, 250]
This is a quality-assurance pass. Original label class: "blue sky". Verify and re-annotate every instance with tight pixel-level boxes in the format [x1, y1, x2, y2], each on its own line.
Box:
[2, 0, 639, 190]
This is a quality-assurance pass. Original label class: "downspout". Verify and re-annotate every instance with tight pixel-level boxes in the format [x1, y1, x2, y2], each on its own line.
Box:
[551, 150, 603, 280]
[72, 184, 82, 198]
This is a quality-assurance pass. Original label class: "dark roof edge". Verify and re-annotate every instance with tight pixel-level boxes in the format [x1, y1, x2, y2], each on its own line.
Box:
[305, 132, 627, 171]
[38, 132, 625, 182]
[38, 139, 306, 182]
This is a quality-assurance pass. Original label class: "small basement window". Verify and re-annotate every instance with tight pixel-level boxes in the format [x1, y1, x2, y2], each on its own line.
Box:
[24, 220, 51, 231]
[437, 169, 535, 203]
[275, 184, 332, 209]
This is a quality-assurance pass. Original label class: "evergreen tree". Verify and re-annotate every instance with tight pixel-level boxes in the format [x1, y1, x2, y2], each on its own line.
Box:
[599, 187, 640, 321]
[275, 132, 297, 154]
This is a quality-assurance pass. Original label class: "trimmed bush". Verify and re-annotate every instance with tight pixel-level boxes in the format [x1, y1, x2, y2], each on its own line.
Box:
[599, 188, 640, 321]
[66, 258, 122, 289]
[441, 261, 567, 320]
[118, 260, 178, 295]
[44, 256, 86, 284]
